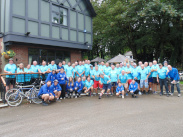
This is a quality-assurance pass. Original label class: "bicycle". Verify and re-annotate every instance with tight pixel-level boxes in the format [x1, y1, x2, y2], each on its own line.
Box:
[6, 84, 42, 107]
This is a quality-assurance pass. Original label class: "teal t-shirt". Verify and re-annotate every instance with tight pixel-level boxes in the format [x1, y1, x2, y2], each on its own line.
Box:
[118, 74, 127, 83]
[157, 67, 167, 79]
[76, 65, 85, 77]
[31, 65, 39, 78]
[16, 68, 24, 82]
[94, 70, 102, 81]
[138, 68, 149, 80]
[4, 64, 17, 78]
[151, 64, 159, 77]
[110, 70, 118, 82]
[125, 67, 133, 80]
[100, 75, 111, 84]
[66, 66, 73, 78]
[85, 80, 94, 89]
[48, 64, 57, 71]
[104, 67, 111, 76]
[24, 68, 32, 82]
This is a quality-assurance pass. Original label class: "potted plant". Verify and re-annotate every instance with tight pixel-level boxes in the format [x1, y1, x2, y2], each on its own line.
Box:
[1, 50, 16, 59]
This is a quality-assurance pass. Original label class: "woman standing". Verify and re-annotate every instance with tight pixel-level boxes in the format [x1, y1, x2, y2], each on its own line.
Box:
[16, 63, 25, 84]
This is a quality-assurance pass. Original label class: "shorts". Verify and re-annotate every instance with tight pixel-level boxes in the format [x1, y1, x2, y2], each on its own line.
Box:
[140, 80, 148, 88]
[103, 84, 112, 91]
[111, 82, 117, 87]
[94, 80, 103, 89]
[135, 80, 140, 84]
[121, 83, 128, 89]
[6, 78, 16, 86]
[127, 79, 132, 85]
[153, 77, 158, 84]
[148, 77, 153, 83]
[38, 95, 42, 99]
[166, 77, 171, 85]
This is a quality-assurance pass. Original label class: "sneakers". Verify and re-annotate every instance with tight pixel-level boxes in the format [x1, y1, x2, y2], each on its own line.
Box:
[42, 101, 48, 106]
[131, 93, 134, 98]
[126, 93, 128, 96]
[139, 91, 142, 95]
[98, 96, 101, 99]
[60, 97, 62, 100]
[153, 91, 157, 94]
[56, 98, 61, 102]
[170, 93, 174, 96]
[178, 94, 181, 97]
[160, 93, 163, 96]
[122, 95, 124, 99]
[75, 95, 77, 98]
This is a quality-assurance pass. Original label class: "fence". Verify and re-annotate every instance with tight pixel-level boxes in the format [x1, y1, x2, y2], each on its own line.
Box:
[0, 72, 48, 104]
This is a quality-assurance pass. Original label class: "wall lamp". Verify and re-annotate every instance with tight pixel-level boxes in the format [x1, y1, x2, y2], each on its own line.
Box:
[25, 32, 30, 36]
[84, 42, 88, 45]
[0, 32, 4, 36]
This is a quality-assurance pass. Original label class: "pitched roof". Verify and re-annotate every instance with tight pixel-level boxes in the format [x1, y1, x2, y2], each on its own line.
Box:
[86, 0, 97, 17]
[91, 57, 105, 62]
[124, 51, 133, 56]
[107, 54, 135, 63]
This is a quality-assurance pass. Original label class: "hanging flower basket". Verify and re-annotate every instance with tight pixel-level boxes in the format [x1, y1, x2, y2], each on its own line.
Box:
[4, 54, 10, 59]
[2, 50, 16, 59]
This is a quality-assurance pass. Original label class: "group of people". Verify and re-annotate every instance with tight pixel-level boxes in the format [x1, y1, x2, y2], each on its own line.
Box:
[4, 58, 181, 106]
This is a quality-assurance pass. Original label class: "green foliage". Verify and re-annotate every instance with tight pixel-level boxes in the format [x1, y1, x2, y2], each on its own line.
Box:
[90, 0, 183, 67]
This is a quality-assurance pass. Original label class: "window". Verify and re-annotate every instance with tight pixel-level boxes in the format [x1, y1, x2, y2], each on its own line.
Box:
[52, 5, 67, 26]
[28, 48, 70, 65]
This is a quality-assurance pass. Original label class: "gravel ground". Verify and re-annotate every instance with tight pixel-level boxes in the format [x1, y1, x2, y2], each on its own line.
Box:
[0, 92, 183, 137]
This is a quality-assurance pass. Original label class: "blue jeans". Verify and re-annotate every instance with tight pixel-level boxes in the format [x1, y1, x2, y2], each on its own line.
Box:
[159, 79, 168, 94]
[171, 81, 180, 94]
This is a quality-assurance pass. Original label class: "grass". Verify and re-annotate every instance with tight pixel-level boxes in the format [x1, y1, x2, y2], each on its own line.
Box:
[180, 81, 183, 85]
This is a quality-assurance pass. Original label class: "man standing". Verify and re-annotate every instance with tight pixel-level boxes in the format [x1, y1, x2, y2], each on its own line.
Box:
[157, 63, 169, 97]
[163, 61, 171, 93]
[31, 61, 40, 83]
[93, 66, 103, 95]
[48, 61, 57, 72]
[65, 62, 73, 79]
[76, 61, 85, 80]
[110, 65, 118, 95]
[167, 65, 181, 97]
[138, 65, 149, 95]
[151, 60, 159, 94]
[4, 58, 17, 91]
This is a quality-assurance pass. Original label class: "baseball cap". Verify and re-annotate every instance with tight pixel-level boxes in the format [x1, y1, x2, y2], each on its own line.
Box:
[9, 58, 13, 61]
[158, 63, 162, 66]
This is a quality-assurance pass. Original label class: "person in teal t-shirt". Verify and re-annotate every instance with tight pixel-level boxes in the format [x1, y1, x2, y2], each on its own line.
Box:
[39, 61, 49, 80]
[16, 63, 25, 83]
[109, 65, 118, 95]
[48, 61, 57, 72]
[4, 58, 17, 91]
[24, 64, 33, 85]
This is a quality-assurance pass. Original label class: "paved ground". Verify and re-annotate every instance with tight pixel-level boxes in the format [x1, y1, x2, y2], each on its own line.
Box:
[0, 92, 183, 137]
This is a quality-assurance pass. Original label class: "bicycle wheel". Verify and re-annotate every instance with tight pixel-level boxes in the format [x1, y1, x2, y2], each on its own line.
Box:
[7, 92, 22, 107]
[31, 89, 42, 104]
[5, 88, 18, 101]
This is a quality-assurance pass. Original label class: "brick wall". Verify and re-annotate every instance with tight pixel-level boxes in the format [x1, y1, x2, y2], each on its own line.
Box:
[9, 45, 29, 66]
[70, 50, 82, 63]
[0, 38, 3, 73]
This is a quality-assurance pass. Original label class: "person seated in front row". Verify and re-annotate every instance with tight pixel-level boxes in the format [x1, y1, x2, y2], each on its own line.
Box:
[50, 79, 62, 102]
[84, 77, 94, 96]
[38, 81, 55, 106]
[129, 79, 139, 98]
[66, 77, 75, 98]
[116, 82, 125, 99]
[74, 77, 83, 98]
[98, 73, 111, 99]
[45, 69, 57, 84]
